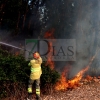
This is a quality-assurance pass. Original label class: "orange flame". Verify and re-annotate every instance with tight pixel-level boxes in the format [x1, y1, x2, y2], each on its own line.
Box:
[44, 28, 55, 70]
[68, 66, 89, 88]
[55, 68, 68, 90]
[45, 42, 55, 69]
[43, 28, 99, 91]
[85, 75, 93, 81]
[44, 28, 55, 39]
[55, 66, 89, 90]
[55, 51, 98, 91]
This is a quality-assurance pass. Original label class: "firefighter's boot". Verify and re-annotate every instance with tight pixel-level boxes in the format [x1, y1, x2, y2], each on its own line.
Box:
[36, 88, 41, 100]
[36, 94, 41, 100]
[27, 87, 32, 100]
[27, 93, 32, 100]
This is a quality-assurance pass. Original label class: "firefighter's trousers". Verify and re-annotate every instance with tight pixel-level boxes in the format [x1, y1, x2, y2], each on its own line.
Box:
[28, 78, 40, 97]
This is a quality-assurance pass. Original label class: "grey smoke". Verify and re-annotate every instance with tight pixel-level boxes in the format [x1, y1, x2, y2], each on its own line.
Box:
[41, 0, 100, 77]
[1, 0, 100, 78]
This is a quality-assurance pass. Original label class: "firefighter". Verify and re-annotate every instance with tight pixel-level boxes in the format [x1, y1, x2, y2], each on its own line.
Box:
[27, 52, 42, 100]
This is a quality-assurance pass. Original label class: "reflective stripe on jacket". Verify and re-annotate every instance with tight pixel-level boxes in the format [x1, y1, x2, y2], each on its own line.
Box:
[31, 67, 41, 72]
[29, 57, 42, 80]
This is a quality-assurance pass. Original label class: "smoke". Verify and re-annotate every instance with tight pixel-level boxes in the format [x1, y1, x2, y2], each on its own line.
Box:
[0, 30, 23, 45]
[40, 0, 100, 77]
[1, 0, 100, 77]
[70, 0, 100, 77]
[0, 30, 11, 42]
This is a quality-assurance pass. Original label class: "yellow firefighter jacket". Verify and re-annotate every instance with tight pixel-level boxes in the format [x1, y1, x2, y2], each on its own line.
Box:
[28, 57, 42, 80]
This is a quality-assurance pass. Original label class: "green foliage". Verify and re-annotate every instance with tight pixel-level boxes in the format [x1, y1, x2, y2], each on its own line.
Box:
[0, 48, 30, 82]
[0, 48, 61, 98]
[41, 61, 60, 85]
[0, 48, 60, 84]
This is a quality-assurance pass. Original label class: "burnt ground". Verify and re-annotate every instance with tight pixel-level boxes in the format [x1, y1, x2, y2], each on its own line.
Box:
[42, 82, 100, 100]
[39, 77, 100, 100]
[0, 76, 100, 100]
[1, 77, 100, 100]
[25, 80, 100, 100]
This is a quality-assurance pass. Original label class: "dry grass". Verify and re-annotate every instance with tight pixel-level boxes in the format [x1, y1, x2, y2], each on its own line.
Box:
[42, 79, 100, 100]
[1, 77, 100, 100]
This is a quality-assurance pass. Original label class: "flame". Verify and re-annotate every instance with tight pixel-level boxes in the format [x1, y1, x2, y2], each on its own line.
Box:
[45, 42, 55, 69]
[55, 66, 89, 90]
[85, 75, 93, 81]
[44, 28, 55, 70]
[68, 66, 89, 88]
[55, 49, 99, 91]
[55, 68, 69, 90]
[44, 28, 55, 39]
[43, 28, 100, 91]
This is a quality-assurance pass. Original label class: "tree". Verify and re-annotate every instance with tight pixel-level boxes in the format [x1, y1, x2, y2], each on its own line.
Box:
[0, 0, 29, 31]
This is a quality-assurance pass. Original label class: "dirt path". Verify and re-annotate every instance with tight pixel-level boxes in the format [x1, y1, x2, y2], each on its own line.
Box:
[42, 82, 100, 100]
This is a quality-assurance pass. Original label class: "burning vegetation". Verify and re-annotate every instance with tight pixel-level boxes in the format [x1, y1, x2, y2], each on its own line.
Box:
[1, 0, 100, 99]
[43, 28, 55, 70]
[1, 30, 100, 100]
[54, 48, 100, 91]
[55, 66, 89, 91]
[43, 28, 100, 92]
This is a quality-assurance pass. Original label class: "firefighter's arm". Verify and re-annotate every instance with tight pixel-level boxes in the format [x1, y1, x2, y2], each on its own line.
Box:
[36, 57, 42, 64]
[28, 60, 35, 66]
[40, 57, 42, 64]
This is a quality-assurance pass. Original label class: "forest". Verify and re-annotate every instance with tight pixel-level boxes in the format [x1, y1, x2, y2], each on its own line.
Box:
[1, 0, 100, 100]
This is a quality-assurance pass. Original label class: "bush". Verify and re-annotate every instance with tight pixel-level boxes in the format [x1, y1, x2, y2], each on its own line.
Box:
[0, 48, 60, 84]
[0, 48, 60, 98]
[0, 48, 30, 82]
[41, 61, 60, 86]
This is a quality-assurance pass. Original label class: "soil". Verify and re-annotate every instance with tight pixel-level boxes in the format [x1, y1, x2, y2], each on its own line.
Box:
[41, 79, 100, 100]
[2, 78, 100, 100]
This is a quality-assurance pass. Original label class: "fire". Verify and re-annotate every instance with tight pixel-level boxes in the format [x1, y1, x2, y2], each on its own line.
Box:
[55, 49, 99, 91]
[85, 75, 93, 81]
[68, 66, 89, 88]
[45, 41, 55, 69]
[55, 66, 89, 90]
[44, 28, 55, 39]
[55, 68, 68, 90]
[55, 73, 68, 90]
[43, 28, 100, 91]
[44, 28, 55, 70]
